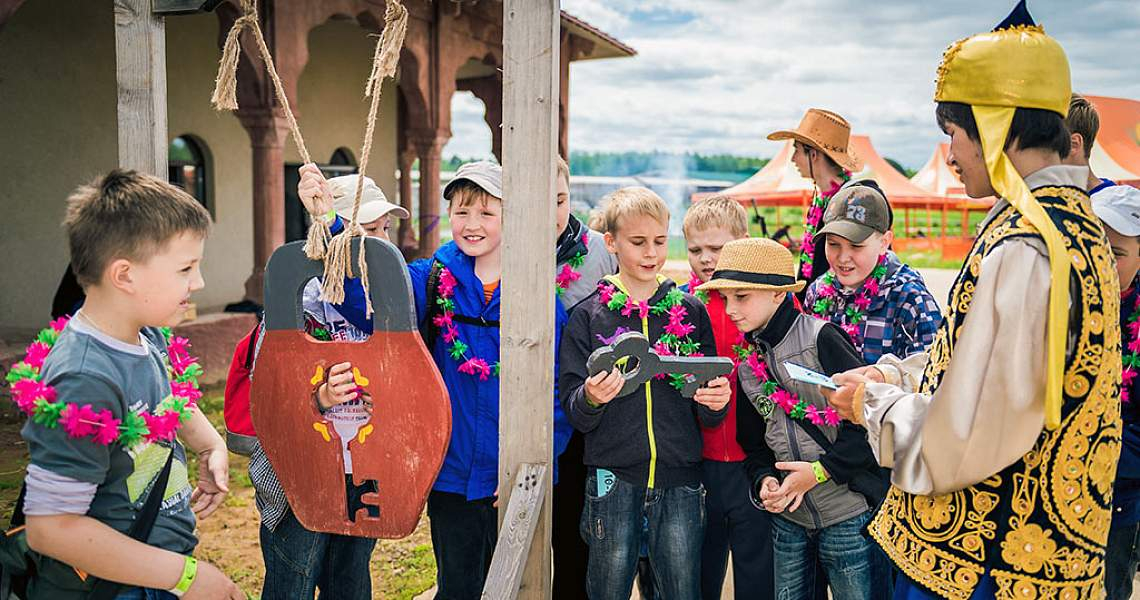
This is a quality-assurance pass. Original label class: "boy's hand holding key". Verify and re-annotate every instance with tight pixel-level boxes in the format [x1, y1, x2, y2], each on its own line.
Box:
[584, 367, 624, 406]
[693, 376, 731, 411]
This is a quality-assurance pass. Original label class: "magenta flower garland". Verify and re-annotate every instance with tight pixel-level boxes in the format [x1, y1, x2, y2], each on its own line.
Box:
[809, 254, 889, 348]
[6, 317, 202, 447]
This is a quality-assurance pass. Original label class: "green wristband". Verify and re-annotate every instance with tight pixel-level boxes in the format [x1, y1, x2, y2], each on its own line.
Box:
[170, 555, 198, 597]
[323, 209, 337, 224]
[810, 461, 829, 484]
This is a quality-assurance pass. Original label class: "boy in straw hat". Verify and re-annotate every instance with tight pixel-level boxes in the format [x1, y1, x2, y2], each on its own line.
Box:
[697, 238, 886, 599]
[825, 2, 1122, 598]
[768, 108, 863, 298]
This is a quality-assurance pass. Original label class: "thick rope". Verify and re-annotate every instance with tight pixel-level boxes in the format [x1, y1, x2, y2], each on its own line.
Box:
[211, 0, 332, 260]
[318, 0, 408, 313]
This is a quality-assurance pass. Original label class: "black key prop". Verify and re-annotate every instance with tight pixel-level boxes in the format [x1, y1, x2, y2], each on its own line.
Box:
[586, 332, 733, 398]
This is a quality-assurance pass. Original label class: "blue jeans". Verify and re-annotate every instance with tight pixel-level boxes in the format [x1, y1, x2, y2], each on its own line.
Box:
[1106, 519, 1140, 600]
[114, 590, 177, 600]
[581, 468, 706, 600]
[772, 511, 878, 600]
[259, 478, 379, 600]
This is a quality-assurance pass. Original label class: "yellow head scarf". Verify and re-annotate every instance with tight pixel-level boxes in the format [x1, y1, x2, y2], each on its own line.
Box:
[934, 1, 1072, 429]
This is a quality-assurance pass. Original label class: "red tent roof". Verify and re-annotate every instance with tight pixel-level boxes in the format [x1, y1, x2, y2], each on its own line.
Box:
[706, 135, 948, 207]
[1087, 95, 1140, 185]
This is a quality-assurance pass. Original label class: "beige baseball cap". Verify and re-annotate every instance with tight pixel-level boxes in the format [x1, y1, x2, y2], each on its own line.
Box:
[327, 174, 409, 223]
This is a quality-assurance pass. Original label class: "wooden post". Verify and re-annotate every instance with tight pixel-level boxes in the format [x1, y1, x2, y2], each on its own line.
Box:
[495, 0, 559, 598]
[114, 0, 168, 175]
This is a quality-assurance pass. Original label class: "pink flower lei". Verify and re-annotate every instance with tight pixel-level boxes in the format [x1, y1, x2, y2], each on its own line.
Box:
[6, 317, 202, 447]
[686, 272, 710, 305]
[433, 266, 500, 380]
[809, 254, 889, 349]
[737, 340, 841, 427]
[555, 232, 591, 297]
[1122, 285, 1140, 403]
[798, 172, 851, 280]
[597, 281, 702, 391]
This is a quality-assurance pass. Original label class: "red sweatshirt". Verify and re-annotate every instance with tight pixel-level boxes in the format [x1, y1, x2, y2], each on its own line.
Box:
[700, 290, 747, 462]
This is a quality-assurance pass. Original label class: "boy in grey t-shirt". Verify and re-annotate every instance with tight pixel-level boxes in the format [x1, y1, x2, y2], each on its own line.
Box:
[19, 171, 239, 599]
[25, 322, 198, 558]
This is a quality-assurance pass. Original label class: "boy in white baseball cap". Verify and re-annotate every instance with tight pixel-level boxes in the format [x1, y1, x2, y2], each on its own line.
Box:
[326, 173, 409, 242]
[1092, 184, 1140, 600]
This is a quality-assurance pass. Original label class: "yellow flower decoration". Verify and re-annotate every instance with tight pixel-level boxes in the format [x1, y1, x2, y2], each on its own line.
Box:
[913, 495, 954, 530]
[1002, 524, 1057, 574]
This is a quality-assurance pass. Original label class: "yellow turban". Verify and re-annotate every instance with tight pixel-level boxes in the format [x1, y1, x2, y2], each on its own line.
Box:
[934, 1, 1072, 430]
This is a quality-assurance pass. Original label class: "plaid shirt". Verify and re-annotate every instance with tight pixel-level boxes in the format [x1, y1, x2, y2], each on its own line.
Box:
[804, 252, 942, 364]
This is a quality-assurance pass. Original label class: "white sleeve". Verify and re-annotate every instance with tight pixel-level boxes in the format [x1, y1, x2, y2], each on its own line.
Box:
[860, 240, 1050, 496]
[23, 464, 97, 516]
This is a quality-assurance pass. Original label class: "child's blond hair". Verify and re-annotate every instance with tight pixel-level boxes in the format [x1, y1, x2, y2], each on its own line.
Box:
[64, 170, 211, 287]
[602, 186, 670, 234]
[556, 155, 570, 187]
[683, 195, 748, 239]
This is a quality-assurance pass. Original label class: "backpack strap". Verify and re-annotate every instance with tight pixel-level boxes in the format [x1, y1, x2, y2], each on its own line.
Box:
[85, 446, 177, 600]
[419, 260, 444, 349]
[242, 321, 261, 371]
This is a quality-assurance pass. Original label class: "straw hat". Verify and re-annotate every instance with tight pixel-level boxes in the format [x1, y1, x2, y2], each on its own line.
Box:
[697, 238, 805, 293]
[767, 109, 862, 172]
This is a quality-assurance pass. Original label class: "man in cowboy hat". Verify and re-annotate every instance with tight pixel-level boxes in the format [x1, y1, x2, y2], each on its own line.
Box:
[825, 2, 1122, 598]
[768, 109, 863, 299]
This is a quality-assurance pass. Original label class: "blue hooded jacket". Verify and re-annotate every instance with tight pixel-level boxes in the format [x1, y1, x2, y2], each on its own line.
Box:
[409, 241, 570, 500]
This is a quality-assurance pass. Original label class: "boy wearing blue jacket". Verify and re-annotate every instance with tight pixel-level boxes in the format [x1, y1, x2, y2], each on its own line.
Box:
[296, 161, 570, 599]
[407, 162, 570, 599]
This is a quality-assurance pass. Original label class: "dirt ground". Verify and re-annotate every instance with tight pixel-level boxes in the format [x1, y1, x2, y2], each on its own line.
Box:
[0, 388, 437, 600]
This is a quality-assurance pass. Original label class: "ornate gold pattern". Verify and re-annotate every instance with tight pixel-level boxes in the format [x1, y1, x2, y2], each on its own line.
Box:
[869, 186, 1122, 599]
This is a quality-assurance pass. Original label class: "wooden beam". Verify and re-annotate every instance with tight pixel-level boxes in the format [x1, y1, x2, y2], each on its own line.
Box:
[498, 0, 559, 598]
[482, 463, 549, 600]
[114, 0, 168, 175]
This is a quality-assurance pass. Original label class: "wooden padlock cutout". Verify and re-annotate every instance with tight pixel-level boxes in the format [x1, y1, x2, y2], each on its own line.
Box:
[252, 238, 451, 538]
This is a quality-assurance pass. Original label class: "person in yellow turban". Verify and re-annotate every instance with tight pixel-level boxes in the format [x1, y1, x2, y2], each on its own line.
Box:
[824, 1, 1123, 598]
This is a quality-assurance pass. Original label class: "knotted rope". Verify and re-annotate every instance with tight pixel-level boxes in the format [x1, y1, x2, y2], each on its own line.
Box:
[211, 0, 408, 315]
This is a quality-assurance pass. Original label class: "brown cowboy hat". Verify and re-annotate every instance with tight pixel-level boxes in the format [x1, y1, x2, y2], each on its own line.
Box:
[768, 108, 863, 172]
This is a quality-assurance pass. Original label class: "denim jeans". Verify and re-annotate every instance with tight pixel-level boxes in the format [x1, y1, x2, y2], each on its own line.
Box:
[700, 460, 774, 600]
[114, 590, 177, 600]
[260, 477, 379, 600]
[772, 511, 878, 600]
[427, 490, 498, 600]
[1106, 520, 1140, 600]
[581, 468, 706, 600]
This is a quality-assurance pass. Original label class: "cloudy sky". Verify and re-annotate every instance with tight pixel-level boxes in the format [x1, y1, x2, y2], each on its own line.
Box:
[442, 0, 1140, 171]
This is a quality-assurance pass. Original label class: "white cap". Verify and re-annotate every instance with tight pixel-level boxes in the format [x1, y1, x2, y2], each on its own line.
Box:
[327, 174, 409, 223]
[1093, 184, 1140, 236]
[444, 161, 503, 200]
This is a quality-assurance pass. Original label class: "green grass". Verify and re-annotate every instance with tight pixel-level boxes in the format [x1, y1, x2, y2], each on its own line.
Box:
[376, 543, 437, 599]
